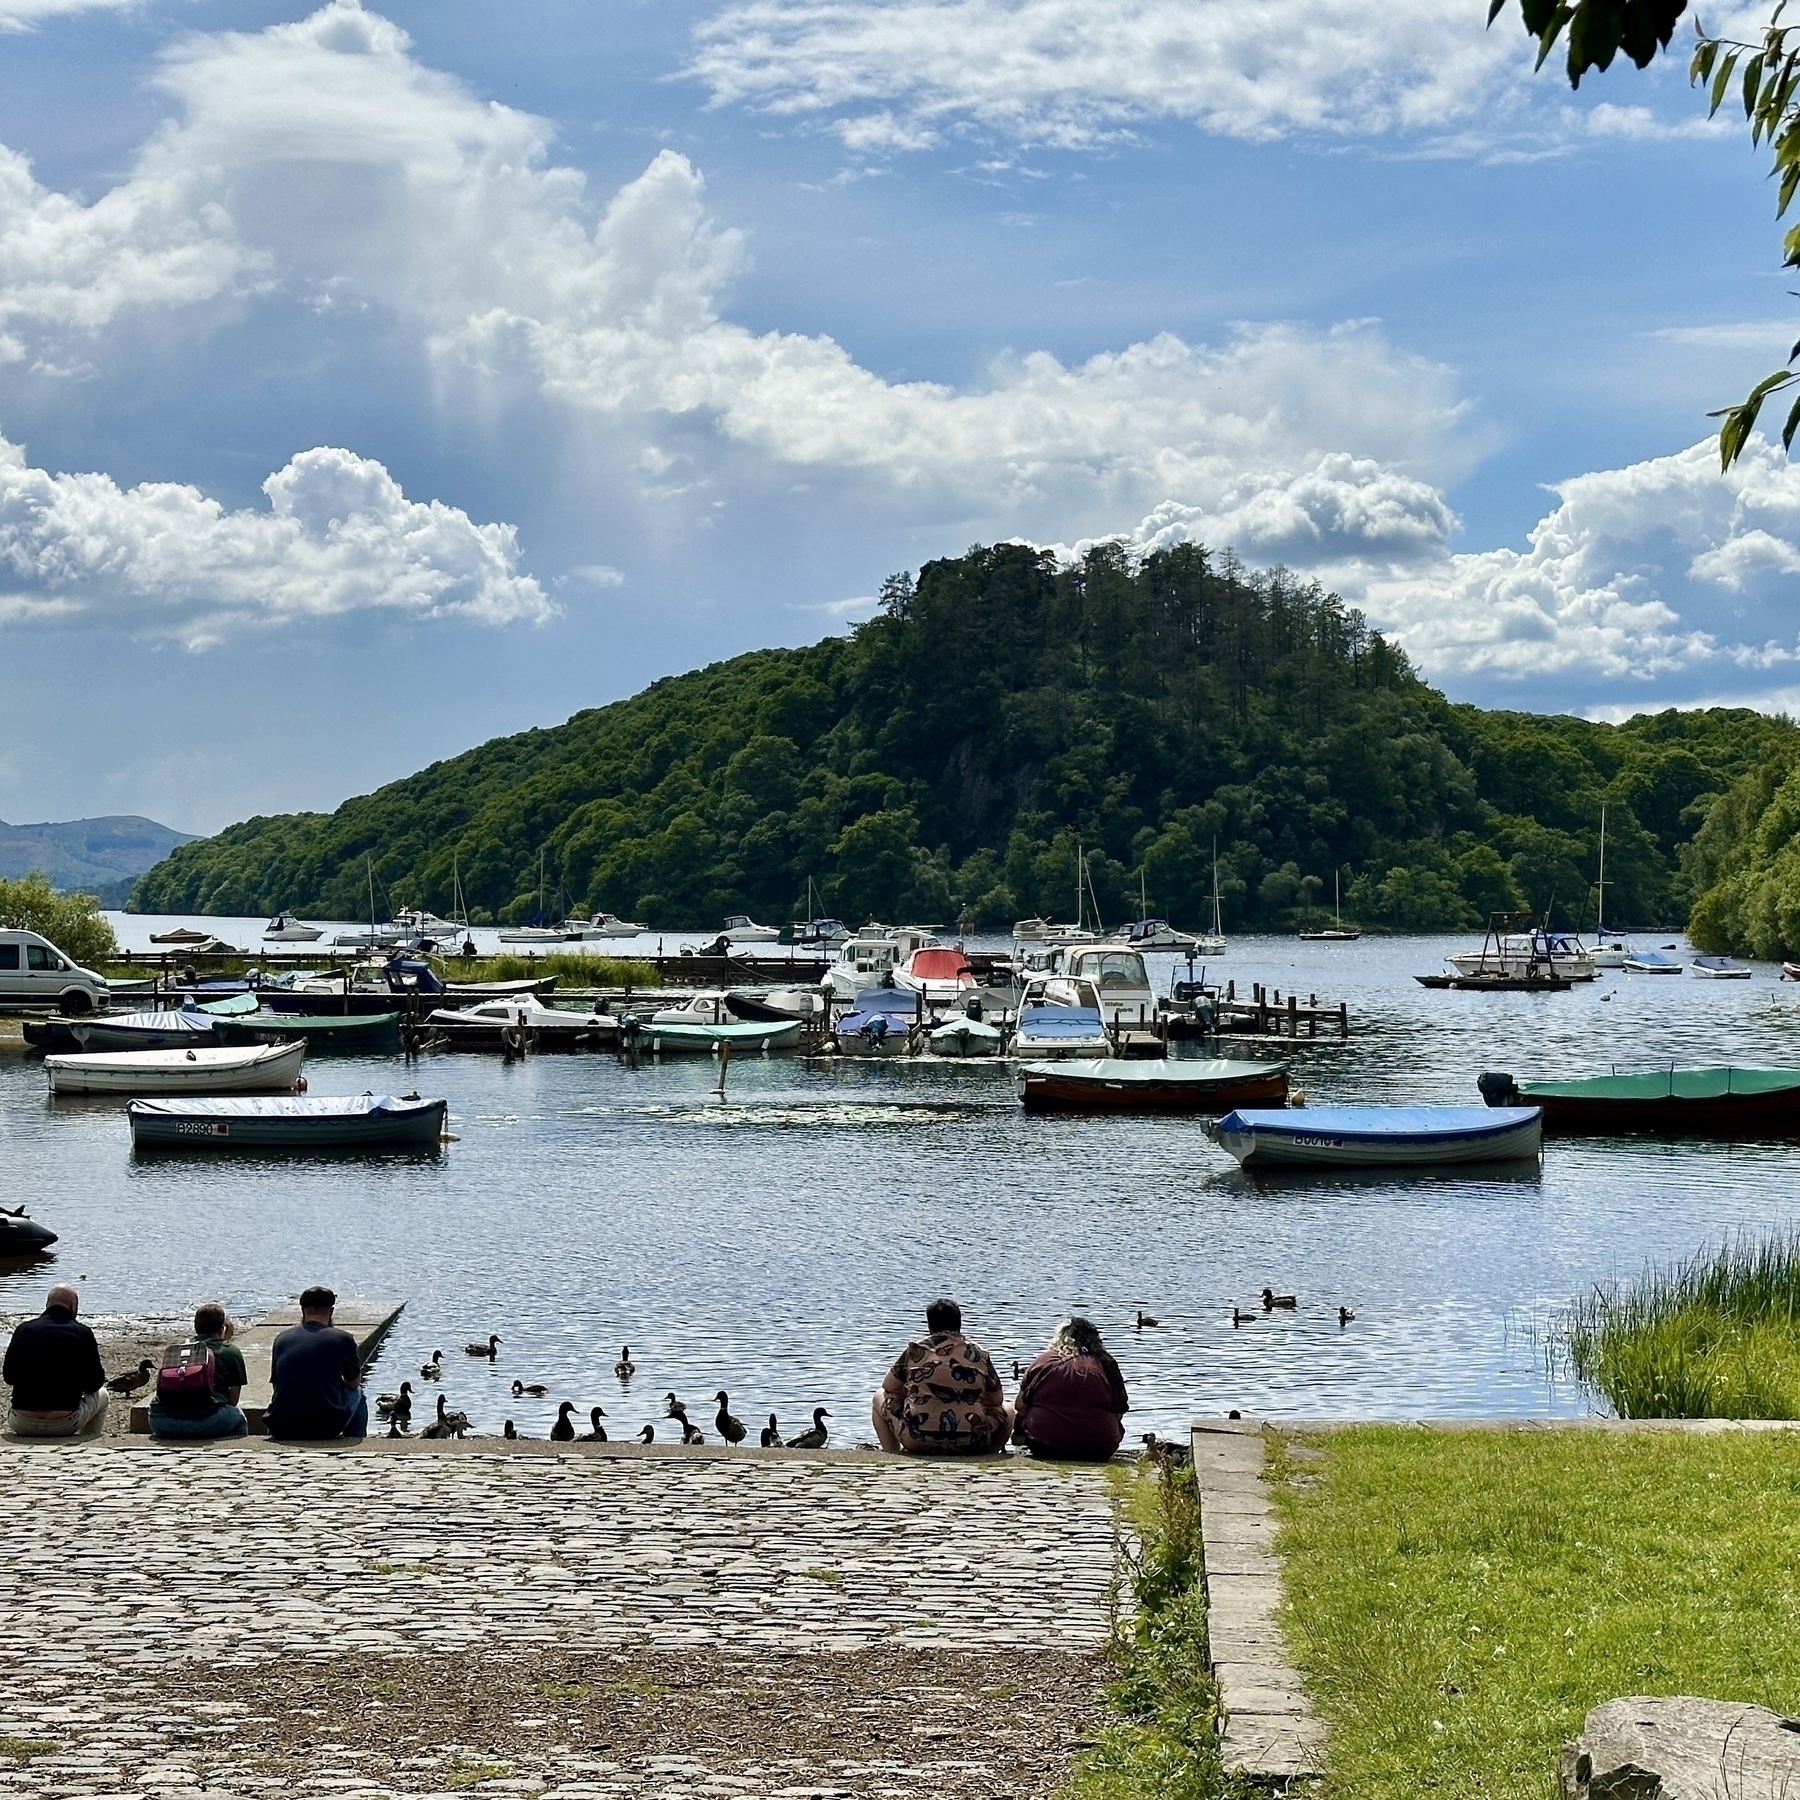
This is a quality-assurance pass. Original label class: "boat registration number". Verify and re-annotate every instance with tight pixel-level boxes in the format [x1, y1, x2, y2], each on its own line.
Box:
[1290, 1136, 1344, 1149]
[174, 1121, 230, 1137]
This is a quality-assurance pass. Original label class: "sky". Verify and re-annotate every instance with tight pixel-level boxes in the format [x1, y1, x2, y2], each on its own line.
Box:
[1, 0, 1799, 834]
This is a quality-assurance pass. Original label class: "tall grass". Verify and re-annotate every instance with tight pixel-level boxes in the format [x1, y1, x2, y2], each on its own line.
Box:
[447, 954, 657, 987]
[1563, 1231, 1800, 1418]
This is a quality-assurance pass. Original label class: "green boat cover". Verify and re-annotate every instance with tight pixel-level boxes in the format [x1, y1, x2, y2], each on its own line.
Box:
[1519, 1066, 1800, 1101]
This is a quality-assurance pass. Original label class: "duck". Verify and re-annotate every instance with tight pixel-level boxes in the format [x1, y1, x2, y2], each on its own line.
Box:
[104, 1358, 154, 1395]
[376, 1380, 413, 1417]
[420, 1351, 444, 1380]
[680, 1416, 705, 1446]
[550, 1400, 577, 1443]
[580, 1406, 607, 1442]
[1135, 1311, 1160, 1329]
[504, 1419, 519, 1440]
[465, 1334, 502, 1359]
[387, 1415, 407, 1438]
[1338, 1306, 1356, 1326]
[759, 1413, 781, 1448]
[1011, 1360, 1023, 1380]
[663, 1391, 685, 1419]
[636, 1423, 655, 1445]
[1231, 1307, 1257, 1327]
[785, 1407, 830, 1450]
[714, 1390, 747, 1444]
[1261, 1288, 1297, 1311]
[615, 1346, 635, 1380]
[420, 1394, 455, 1440]
[511, 1379, 549, 1399]
[441, 1401, 472, 1438]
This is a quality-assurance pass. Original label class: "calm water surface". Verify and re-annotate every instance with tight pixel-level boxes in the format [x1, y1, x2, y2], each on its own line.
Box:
[6, 927, 1800, 1441]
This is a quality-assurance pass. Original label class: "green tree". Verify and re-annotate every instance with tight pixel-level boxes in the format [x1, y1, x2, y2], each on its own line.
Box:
[0, 873, 117, 967]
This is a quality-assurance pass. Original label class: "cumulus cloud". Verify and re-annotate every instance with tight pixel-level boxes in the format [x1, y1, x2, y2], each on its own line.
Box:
[0, 435, 552, 649]
[0, 0, 1477, 547]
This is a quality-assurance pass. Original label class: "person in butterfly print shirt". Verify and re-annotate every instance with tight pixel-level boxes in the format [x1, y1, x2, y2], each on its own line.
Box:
[871, 1297, 1012, 1455]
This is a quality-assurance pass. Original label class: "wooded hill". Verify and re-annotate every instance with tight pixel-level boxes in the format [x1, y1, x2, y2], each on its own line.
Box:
[131, 542, 1794, 933]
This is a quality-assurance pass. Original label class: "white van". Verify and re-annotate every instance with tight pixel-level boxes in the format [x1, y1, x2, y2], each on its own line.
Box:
[0, 930, 110, 1013]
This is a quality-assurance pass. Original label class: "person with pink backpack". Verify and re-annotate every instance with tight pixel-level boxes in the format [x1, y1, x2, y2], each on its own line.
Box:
[148, 1303, 248, 1441]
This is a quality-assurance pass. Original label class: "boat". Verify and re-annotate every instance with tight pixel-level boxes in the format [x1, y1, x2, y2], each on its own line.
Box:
[1011, 917, 1085, 944]
[148, 927, 223, 948]
[1415, 970, 1572, 993]
[1012, 980, 1112, 1059]
[24, 1009, 218, 1053]
[781, 915, 850, 949]
[1448, 924, 1595, 982]
[824, 925, 939, 1000]
[638, 1016, 801, 1054]
[893, 946, 978, 1007]
[427, 994, 618, 1050]
[1298, 868, 1361, 942]
[45, 1040, 307, 1096]
[194, 992, 262, 1016]
[928, 1006, 1005, 1058]
[1113, 918, 1200, 952]
[1624, 949, 1684, 974]
[127, 1093, 447, 1151]
[1586, 805, 1633, 967]
[1477, 1066, 1800, 1136]
[1189, 841, 1227, 957]
[496, 924, 571, 945]
[0, 1211, 56, 1254]
[1044, 945, 1157, 1030]
[1018, 1056, 1288, 1114]
[567, 912, 645, 939]
[835, 986, 920, 1057]
[1691, 955, 1752, 979]
[1207, 1104, 1542, 1168]
[727, 986, 825, 1021]
[719, 914, 781, 944]
[262, 913, 323, 943]
[216, 1011, 403, 1052]
[334, 927, 406, 949]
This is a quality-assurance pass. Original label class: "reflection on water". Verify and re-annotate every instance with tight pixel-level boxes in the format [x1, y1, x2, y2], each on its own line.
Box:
[5, 931, 1800, 1439]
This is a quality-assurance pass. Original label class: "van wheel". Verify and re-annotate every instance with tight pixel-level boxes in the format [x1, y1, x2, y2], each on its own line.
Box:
[58, 991, 93, 1016]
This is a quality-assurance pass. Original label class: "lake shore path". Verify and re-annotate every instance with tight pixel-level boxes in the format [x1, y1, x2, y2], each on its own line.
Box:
[0, 1437, 1119, 1800]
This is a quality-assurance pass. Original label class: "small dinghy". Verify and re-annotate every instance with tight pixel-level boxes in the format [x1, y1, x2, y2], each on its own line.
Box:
[1207, 1104, 1542, 1168]
[1690, 955, 1752, 979]
[46, 1040, 306, 1096]
[215, 1011, 402, 1052]
[1479, 1067, 1800, 1136]
[26, 1009, 219, 1053]
[127, 1093, 447, 1151]
[1020, 1056, 1287, 1113]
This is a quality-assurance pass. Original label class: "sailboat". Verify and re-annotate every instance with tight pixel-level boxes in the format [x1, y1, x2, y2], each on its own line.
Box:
[1299, 868, 1361, 942]
[1191, 842, 1227, 956]
[499, 849, 570, 944]
[1588, 806, 1632, 968]
[1113, 867, 1201, 950]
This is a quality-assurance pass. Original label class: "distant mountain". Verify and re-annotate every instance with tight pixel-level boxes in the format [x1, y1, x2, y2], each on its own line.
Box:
[0, 815, 200, 907]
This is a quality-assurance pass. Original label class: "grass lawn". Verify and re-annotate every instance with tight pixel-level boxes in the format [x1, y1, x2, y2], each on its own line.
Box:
[1269, 1426, 1800, 1799]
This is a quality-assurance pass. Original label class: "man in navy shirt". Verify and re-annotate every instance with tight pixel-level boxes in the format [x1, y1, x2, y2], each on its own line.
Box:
[3, 1284, 108, 1438]
[266, 1286, 366, 1441]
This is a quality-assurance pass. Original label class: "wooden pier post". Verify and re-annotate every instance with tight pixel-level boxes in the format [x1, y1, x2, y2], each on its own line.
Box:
[1338, 1001, 1348, 1038]
[1288, 992, 1298, 1037]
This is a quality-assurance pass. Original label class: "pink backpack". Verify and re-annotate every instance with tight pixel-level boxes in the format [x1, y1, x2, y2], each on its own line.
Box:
[156, 1341, 217, 1402]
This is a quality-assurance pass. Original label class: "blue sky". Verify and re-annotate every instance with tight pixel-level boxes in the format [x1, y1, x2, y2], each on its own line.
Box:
[1, 0, 1798, 833]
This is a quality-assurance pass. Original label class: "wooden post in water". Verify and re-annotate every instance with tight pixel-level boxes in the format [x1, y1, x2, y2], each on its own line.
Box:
[1338, 1001, 1348, 1039]
[1288, 992, 1298, 1038]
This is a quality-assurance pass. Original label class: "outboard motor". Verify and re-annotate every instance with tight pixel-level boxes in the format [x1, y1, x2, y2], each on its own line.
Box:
[964, 994, 983, 1021]
[1477, 1071, 1518, 1108]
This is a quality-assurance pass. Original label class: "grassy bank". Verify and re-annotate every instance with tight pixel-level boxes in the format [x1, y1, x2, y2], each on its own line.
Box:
[1269, 1425, 1800, 1798]
[448, 953, 658, 987]
[1563, 1233, 1800, 1418]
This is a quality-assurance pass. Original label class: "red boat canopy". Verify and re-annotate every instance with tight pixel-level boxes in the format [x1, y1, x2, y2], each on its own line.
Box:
[908, 949, 973, 981]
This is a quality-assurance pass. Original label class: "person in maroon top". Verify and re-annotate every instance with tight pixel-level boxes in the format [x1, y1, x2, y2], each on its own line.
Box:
[1012, 1316, 1130, 1461]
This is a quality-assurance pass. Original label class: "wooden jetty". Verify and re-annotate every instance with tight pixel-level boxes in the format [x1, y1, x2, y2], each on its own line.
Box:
[1213, 981, 1348, 1040]
[131, 1294, 404, 1436]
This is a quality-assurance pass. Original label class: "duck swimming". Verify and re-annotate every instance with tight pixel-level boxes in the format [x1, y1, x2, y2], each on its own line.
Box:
[420, 1351, 444, 1380]
[1262, 1288, 1297, 1310]
[511, 1379, 549, 1398]
[465, 1334, 502, 1359]
[615, 1346, 635, 1380]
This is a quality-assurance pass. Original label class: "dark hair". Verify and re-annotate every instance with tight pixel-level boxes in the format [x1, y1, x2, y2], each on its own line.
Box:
[1063, 1316, 1103, 1356]
[925, 1297, 961, 1334]
[193, 1303, 227, 1338]
[298, 1285, 337, 1313]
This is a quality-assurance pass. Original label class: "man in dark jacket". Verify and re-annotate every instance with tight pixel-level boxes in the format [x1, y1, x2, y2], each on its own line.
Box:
[266, 1286, 367, 1441]
[4, 1284, 108, 1437]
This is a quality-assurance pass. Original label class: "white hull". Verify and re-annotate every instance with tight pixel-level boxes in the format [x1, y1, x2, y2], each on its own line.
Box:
[46, 1040, 306, 1096]
[498, 927, 570, 944]
[1448, 952, 1594, 981]
[1691, 966, 1751, 979]
[722, 927, 781, 944]
[1209, 1106, 1542, 1169]
[263, 926, 323, 943]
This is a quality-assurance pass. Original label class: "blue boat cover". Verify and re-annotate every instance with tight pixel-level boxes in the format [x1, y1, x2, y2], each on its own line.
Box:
[850, 987, 917, 1015]
[1215, 1105, 1538, 1137]
[126, 1095, 432, 1120]
[1016, 1006, 1107, 1038]
[101, 1011, 215, 1034]
[1626, 951, 1681, 967]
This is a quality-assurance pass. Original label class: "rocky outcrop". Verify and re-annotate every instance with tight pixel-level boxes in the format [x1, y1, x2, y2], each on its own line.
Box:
[1563, 1697, 1800, 1799]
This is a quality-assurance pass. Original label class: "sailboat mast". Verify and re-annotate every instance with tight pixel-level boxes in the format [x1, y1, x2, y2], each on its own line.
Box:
[1211, 839, 1223, 940]
[1596, 805, 1607, 936]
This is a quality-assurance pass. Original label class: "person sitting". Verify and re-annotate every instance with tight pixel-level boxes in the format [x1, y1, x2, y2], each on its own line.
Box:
[265, 1286, 367, 1441]
[1012, 1316, 1130, 1461]
[148, 1304, 249, 1442]
[871, 1296, 1011, 1456]
[3, 1284, 108, 1438]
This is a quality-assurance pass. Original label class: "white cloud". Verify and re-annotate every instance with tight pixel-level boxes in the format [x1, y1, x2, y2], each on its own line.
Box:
[0, 435, 552, 649]
[0, 0, 130, 27]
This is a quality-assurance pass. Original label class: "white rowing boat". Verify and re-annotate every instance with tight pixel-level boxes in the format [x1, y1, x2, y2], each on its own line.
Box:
[45, 1040, 308, 1096]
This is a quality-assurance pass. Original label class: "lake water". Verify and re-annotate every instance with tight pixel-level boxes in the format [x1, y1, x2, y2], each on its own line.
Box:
[5, 923, 1800, 1442]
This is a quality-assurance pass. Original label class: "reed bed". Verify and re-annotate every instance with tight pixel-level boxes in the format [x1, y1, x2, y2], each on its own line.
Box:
[1562, 1231, 1800, 1418]
[443, 953, 658, 987]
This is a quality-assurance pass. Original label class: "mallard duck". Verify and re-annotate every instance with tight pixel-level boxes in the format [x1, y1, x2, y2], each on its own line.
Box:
[1261, 1288, 1297, 1310]
[1231, 1307, 1256, 1327]
[420, 1395, 454, 1440]
[1338, 1306, 1356, 1326]
[550, 1400, 577, 1443]
[615, 1346, 635, 1380]
[387, 1415, 407, 1438]
[663, 1391, 685, 1418]
[465, 1334, 502, 1359]
[580, 1406, 607, 1442]
[511, 1379, 549, 1398]
[504, 1419, 519, 1440]
[1135, 1311, 1160, 1329]
[636, 1423, 654, 1445]
[714, 1391, 746, 1444]
[785, 1407, 830, 1449]
[681, 1416, 705, 1446]
[420, 1351, 444, 1380]
[759, 1413, 780, 1447]
[104, 1358, 154, 1395]
[376, 1380, 413, 1416]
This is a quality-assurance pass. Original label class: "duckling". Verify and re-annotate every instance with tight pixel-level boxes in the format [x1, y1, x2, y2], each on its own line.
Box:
[636, 1423, 655, 1445]
[376, 1380, 413, 1417]
[759, 1413, 781, 1448]
[420, 1351, 444, 1380]
[441, 1403, 472, 1438]
[1135, 1311, 1160, 1329]
[387, 1415, 407, 1438]
[104, 1358, 154, 1395]
[1231, 1307, 1256, 1327]
[580, 1406, 607, 1442]
[1338, 1306, 1356, 1326]
[785, 1406, 830, 1450]
[615, 1346, 635, 1381]
[714, 1390, 747, 1444]
[465, 1334, 502, 1359]
[503, 1419, 519, 1440]
[550, 1400, 577, 1443]
[1261, 1287, 1297, 1310]
[511, 1379, 549, 1399]
[681, 1416, 706, 1446]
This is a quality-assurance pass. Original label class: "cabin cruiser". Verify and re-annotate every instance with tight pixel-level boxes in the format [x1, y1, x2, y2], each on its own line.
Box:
[1588, 932, 1633, 969]
[824, 925, 941, 1000]
[428, 993, 616, 1033]
[720, 914, 781, 944]
[1113, 918, 1199, 952]
[263, 913, 323, 943]
[782, 917, 850, 948]
[1042, 944, 1157, 1030]
[391, 908, 457, 940]
[1012, 978, 1113, 1059]
[835, 986, 920, 1057]
[892, 946, 978, 1008]
[568, 912, 645, 939]
[1448, 930, 1595, 982]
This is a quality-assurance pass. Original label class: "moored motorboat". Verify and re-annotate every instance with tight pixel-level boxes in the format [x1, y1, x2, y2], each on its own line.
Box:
[1019, 1056, 1287, 1113]
[427, 994, 618, 1050]
[567, 911, 645, 939]
[1448, 928, 1594, 981]
[1045, 946, 1156, 1030]
[1113, 919, 1200, 952]
[719, 914, 781, 944]
[25, 1009, 218, 1053]
[929, 1012, 1005, 1058]
[1690, 955, 1752, 979]
[148, 927, 217, 947]
[834, 986, 919, 1057]
[1012, 981, 1112, 1059]
[893, 946, 977, 1008]
[45, 1040, 307, 1096]
[1207, 1105, 1542, 1168]
[127, 1093, 447, 1151]
[263, 913, 324, 943]
[0, 1211, 56, 1254]
[1624, 949, 1683, 974]
[1478, 1067, 1800, 1136]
